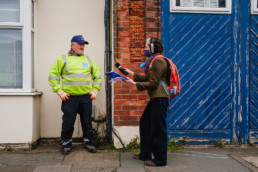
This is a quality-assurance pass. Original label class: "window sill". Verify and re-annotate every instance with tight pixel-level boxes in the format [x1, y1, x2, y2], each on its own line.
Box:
[0, 92, 43, 96]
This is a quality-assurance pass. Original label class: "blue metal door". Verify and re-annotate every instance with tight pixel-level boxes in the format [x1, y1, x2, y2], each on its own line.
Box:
[161, 0, 256, 144]
[250, 13, 258, 144]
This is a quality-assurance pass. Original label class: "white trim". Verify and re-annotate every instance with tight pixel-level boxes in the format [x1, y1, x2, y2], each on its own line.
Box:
[23, 0, 32, 92]
[0, 92, 42, 96]
[0, 0, 35, 93]
[0, 23, 23, 28]
[170, 0, 232, 14]
[251, 0, 258, 14]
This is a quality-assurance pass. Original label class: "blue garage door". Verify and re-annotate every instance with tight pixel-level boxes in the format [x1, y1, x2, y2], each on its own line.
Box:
[162, 0, 256, 144]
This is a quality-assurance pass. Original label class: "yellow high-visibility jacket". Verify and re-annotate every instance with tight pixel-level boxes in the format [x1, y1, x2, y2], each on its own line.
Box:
[48, 53, 101, 95]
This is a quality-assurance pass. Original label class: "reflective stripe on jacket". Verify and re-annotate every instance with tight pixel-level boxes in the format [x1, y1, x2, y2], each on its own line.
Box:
[48, 53, 101, 95]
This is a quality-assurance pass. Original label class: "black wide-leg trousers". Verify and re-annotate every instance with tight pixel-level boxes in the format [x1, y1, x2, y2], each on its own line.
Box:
[139, 97, 168, 166]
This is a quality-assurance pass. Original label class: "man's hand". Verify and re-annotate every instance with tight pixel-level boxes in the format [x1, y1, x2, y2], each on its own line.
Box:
[89, 89, 98, 100]
[57, 90, 70, 101]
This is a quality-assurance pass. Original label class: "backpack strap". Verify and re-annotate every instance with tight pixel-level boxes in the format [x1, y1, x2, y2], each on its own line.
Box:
[160, 80, 170, 102]
[149, 55, 166, 73]
[149, 55, 171, 101]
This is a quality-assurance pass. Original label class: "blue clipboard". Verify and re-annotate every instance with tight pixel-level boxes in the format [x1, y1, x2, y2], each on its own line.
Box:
[105, 72, 128, 80]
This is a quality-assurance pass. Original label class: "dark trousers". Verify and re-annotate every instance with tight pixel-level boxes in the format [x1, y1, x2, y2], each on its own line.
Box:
[139, 97, 168, 166]
[61, 94, 93, 148]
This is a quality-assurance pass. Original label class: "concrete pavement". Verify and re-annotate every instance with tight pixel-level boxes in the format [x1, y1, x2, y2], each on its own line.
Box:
[0, 143, 258, 172]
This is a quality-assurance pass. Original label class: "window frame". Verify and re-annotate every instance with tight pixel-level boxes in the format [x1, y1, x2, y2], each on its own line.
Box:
[0, 0, 35, 93]
[251, 0, 258, 14]
[170, 0, 232, 14]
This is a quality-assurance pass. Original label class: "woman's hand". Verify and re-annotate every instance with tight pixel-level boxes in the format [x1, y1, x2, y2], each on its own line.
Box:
[122, 78, 136, 85]
[125, 68, 134, 77]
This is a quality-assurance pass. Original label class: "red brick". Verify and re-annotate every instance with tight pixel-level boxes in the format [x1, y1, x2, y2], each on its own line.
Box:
[123, 32, 130, 37]
[130, 121, 140, 125]
[121, 42, 130, 47]
[114, 99, 130, 105]
[122, 0, 129, 6]
[118, 47, 130, 53]
[130, 90, 146, 94]
[146, 1, 153, 6]
[146, 12, 154, 17]
[122, 21, 130, 27]
[121, 94, 137, 99]
[114, 0, 161, 126]
[122, 105, 138, 110]
[118, 37, 130, 42]
[114, 95, 122, 99]
[114, 106, 122, 111]
[114, 89, 130, 94]
[146, 22, 155, 28]
[130, 100, 146, 105]
[114, 110, 130, 115]
[122, 115, 138, 121]
[122, 84, 136, 89]
[129, 111, 143, 116]
[138, 95, 149, 100]
[115, 121, 130, 126]
[114, 115, 121, 121]
[114, 83, 121, 88]
[139, 105, 146, 111]
[118, 27, 130, 32]
[117, 6, 129, 11]
[122, 53, 130, 58]
[119, 11, 129, 17]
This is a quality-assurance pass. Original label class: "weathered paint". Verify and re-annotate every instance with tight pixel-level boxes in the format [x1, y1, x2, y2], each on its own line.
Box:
[162, 0, 256, 144]
[231, 0, 241, 144]
[239, 0, 250, 144]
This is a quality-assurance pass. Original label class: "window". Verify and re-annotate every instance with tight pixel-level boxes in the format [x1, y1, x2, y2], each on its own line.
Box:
[0, 0, 35, 92]
[251, 0, 258, 14]
[171, 0, 231, 14]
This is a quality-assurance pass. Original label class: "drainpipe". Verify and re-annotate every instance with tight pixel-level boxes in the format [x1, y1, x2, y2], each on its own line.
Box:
[104, 0, 112, 142]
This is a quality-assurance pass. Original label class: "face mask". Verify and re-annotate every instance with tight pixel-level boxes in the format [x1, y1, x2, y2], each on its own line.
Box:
[144, 49, 151, 57]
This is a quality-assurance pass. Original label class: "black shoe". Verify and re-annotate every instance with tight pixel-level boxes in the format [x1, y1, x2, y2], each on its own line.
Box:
[145, 160, 157, 166]
[134, 154, 151, 161]
[62, 147, 71, 155]
[133, 154, 140, 159]
[85, 144, 97, 153]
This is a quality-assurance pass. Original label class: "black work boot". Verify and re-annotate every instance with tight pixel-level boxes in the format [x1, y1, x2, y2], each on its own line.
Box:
[62, 147, 71, 155]
[85, 143, 97, 153]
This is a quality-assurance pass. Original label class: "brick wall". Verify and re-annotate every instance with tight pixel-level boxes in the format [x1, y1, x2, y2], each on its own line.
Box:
[113, 0, 161, 126]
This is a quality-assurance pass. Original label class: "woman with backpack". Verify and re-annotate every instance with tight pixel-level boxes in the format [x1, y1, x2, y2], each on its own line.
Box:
[123, 37, 169, 166]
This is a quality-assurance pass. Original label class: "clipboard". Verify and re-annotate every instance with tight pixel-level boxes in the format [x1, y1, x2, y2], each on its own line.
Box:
[105, 72, 128, 80]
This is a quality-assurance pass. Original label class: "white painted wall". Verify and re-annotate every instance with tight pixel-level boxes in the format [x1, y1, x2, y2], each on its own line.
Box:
[113, 126, 140, 148]
[35, 0, 106, 138]
[0, 96, 40, 144]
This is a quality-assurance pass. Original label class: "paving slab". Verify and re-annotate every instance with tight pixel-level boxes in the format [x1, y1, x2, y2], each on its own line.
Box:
[242, 156, 258, 168]
[33, 165, 72, 172]
[71, 168, 117, 172]
[0, 165, 35, 172]
[0, 153, 63, 166]
[62, 150, 120, 169]
[168, 150, 250, 172]
[229, 154, 258, 172]
[117, 152, 145, 172]
[119, 150, 252, 172]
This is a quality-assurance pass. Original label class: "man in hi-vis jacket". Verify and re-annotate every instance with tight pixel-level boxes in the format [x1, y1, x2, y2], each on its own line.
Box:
[48, 35, 101, 155]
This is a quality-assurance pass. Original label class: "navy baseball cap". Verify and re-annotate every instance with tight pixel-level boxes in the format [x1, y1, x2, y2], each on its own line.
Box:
[71, 35, 89, 44]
